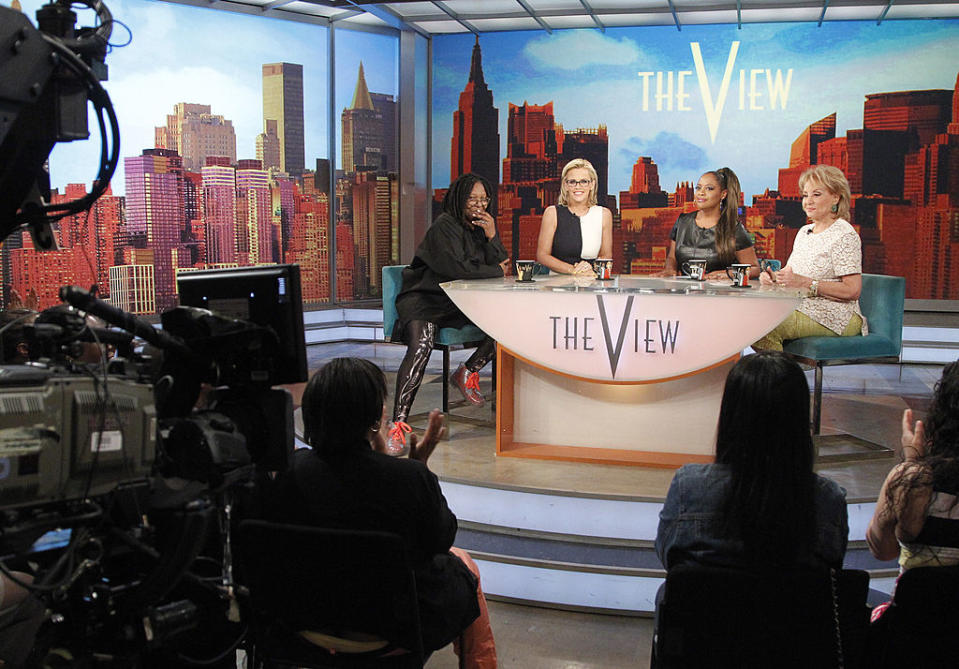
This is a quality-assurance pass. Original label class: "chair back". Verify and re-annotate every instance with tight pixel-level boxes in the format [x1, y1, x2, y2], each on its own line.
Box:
[382, 265, 406, 341]
[859, 273, 905, 354]
[237, 519, 425, 663]
[652, 565, 869, 669]
[868, 565, 959, 667]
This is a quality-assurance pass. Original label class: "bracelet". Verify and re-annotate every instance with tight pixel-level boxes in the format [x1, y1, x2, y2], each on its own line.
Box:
[808, 279, 819, 297]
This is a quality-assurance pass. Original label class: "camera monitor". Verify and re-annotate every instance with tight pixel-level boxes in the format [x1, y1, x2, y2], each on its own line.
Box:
[176, 264, 308, 385]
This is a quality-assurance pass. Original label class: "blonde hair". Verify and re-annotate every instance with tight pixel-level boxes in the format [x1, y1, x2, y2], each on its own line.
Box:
[799, 165, 851, 221]
[558, 158, 598, 207]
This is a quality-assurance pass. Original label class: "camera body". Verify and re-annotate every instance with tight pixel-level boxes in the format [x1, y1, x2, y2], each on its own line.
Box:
[0, 297, 299, 665]
[0, 366, 156, 518]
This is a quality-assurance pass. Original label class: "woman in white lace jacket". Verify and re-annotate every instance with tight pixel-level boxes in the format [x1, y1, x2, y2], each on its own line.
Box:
[754, 165, 866, 351]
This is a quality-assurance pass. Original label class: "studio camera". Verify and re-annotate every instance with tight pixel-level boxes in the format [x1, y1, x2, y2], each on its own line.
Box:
[0, 265, 306, 667]
[0, 0, 119, 250]
[1, 3, 309, 664]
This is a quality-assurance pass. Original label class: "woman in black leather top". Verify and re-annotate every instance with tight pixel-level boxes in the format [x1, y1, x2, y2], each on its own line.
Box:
[654, 167, 759, 281]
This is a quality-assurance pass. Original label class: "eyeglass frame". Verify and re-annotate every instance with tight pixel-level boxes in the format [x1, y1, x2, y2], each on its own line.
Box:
[466, 196, 490, 206]
[564, 178, 593, 188]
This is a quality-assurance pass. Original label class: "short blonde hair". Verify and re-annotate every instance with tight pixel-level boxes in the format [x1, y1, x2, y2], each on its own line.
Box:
[558, 158, 598, 207]
[799, 165, 851, 221]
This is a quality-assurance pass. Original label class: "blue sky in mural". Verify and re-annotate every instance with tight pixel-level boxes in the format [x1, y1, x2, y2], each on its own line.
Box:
[17, 0, 397, 193]
[432, 20, 959, 201]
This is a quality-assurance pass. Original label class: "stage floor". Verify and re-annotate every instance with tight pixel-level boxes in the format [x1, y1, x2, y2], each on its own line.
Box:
[306, 341, 942, 503]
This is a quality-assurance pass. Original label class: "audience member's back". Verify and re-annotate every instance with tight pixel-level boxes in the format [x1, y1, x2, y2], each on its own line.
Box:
[656, 351, 849, 571]
[262, 358, 496, 666]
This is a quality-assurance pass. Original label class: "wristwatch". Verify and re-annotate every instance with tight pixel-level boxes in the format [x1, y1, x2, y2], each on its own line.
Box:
[808, 279, 819, 297]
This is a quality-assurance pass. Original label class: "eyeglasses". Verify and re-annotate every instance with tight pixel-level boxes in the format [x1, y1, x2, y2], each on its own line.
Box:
[467, 197, 490, 206]
[564, 179, 592, 188]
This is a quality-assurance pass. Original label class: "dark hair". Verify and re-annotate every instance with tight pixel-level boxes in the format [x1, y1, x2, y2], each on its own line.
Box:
[301, 357, 387, 458]
[442, 172, 496, 223]
[703, 167, 742, 265]
[715, 351, 816, 565]
[886, 360, 959, 507]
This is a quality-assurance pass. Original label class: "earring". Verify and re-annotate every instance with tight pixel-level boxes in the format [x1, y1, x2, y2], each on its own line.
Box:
[371, 421, 381, 433]
[830, 203, 838, 213]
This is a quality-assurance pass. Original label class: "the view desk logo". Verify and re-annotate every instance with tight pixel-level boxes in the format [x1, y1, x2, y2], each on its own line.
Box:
[549, 295, 680, 379]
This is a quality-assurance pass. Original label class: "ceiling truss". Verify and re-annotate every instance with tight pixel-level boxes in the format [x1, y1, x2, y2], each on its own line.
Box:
[169, 0, 959, 35]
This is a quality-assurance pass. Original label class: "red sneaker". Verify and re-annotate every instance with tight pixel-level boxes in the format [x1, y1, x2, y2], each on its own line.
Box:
[386, 421, 411, 457]
[450, 364, 485, 406]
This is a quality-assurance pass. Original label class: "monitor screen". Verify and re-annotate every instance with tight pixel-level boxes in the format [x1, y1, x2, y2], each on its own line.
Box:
[176, 264, 307, 385]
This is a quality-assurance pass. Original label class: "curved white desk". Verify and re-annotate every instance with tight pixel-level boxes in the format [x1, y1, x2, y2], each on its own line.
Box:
[443, 275, 800, 467]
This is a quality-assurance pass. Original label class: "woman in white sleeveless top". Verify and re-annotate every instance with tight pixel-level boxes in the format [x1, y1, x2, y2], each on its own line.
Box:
[536, 158, 612, 275]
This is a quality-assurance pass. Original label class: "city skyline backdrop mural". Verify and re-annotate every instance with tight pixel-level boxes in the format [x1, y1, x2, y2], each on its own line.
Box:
[5, 0, 399, 313]
[432, 21, 959, 301]
[2, 5, 956, 315]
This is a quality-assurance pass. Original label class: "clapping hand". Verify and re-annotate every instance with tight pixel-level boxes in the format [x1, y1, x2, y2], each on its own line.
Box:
[901, 408, 926, 461]
[409, 409, 446, 464]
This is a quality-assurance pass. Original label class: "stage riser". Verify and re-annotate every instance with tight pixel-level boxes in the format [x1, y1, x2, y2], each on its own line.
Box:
[443, 480, 879, 543]
[446, 481, 897, 614]
[475, 558, 662, 615]
[468, 555, 896, 615]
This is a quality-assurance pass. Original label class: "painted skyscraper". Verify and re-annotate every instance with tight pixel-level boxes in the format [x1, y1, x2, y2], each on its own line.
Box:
[124, 148, 185, 311]
[154, 103, 237, 172]
[201, 162, 237, 265]
[262, 63, 305, 175]
[256, 119, 281, 172]
[451, 36, 499, 185]
[341, 63, 396, 173]
[559, 125, 609, 205]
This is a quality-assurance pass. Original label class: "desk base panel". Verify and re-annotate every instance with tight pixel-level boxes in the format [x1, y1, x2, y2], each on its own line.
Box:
[496, 346, 735, 468]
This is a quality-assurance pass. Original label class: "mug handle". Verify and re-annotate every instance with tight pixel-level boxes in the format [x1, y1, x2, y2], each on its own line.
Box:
[681, 262, 690, 276]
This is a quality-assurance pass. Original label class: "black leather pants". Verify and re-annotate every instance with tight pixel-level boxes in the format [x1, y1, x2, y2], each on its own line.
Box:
[392, 320, 497, 423]
[464, 337, 496, 373]
[393, 320, 435, 424]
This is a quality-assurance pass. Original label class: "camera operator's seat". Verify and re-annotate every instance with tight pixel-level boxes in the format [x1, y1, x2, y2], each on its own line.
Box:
[382, 265, 493, 424]
[237, 520, 427, 668]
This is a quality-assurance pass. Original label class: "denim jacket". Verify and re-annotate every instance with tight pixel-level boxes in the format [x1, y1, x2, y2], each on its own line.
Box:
[655, 463, 848, 570]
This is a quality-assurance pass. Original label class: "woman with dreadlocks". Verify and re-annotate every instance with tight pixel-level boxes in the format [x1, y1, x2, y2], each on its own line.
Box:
[387, 173, 509, 456]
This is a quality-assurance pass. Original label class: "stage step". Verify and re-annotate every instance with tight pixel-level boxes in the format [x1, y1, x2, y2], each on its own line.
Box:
[447, 491, 899, 615]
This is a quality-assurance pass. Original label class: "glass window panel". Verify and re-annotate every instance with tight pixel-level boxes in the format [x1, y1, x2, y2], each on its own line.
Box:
[13, 0, 331, 313]
[334, 29, 399, 301]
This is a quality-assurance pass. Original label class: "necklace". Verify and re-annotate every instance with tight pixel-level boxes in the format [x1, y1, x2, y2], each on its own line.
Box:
[568, 205, 590, 217]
